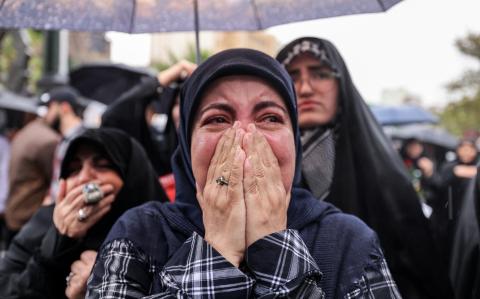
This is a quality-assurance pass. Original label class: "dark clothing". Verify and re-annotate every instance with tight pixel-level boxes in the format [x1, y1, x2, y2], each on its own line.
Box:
[101, 76, 178, 176]
[449, 166, 480, 299]
[89, 202, 400, 298]
[430, 160, 478, 265]
[277, 37, 452, 298]
[88, 49, 400, 298]
[0, 128, 167, 299]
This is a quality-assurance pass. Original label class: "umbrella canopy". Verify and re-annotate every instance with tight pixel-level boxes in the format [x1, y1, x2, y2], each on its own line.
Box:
[384, 124, 458, 150]
[69, 63, 156, 105]
[370, 104, 439, 126]
[0, 89, 37, 114]
[0, 0, 403, 33]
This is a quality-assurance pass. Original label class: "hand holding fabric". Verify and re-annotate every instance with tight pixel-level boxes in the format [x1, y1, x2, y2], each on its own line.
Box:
[53, 179, 115, 238]
[198, 124, 247, 267]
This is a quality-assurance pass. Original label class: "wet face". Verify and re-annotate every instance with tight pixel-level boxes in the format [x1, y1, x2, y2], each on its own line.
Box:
[457, 142, 477, 164]
[64, 144, 124, 195]
[287, 53, 339, 129]
[190, 75, 296, 192]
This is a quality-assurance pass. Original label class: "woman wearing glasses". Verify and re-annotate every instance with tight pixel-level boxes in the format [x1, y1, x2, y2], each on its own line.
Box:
[276, 37, 453, 298]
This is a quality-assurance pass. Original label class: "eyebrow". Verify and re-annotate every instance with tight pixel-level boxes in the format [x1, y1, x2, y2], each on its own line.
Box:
[199, 102, 236, 117]
[252, 100, 288, 115]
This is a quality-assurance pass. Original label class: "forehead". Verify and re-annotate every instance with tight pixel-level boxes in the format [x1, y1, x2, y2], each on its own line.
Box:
[70, 142, 105, 160]
[458, 142, 475, 150]
[198, 75, 286, 109]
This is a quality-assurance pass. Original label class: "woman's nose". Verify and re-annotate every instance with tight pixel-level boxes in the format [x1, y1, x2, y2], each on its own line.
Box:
[77, 163, 96, 184]
[233, 121, 250, 132]
[298, 76, 314, 95]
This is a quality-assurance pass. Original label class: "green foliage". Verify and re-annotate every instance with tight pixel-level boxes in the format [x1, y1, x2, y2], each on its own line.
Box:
[0, 32, 17, 85]
[440, 32, 480, 136]
[150, 43, 211, 71]
[439, 91, 480, 136]
[0, 30, 43, 93]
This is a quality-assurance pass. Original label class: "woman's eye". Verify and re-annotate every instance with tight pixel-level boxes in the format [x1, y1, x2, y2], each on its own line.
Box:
[94, 159, 114, 170]
[312, 69, 336, 80]
[261, 115, 282, 123]
[66, 168, 80, 177]
[205, 116, 229, 125]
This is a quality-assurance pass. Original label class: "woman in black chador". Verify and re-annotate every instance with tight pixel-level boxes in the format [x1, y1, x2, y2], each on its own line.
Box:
[276, 37, 453, 298]
[0, 128, 167, 298]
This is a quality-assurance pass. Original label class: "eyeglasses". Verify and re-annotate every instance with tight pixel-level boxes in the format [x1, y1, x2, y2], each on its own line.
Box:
[289, 68, 340, 89]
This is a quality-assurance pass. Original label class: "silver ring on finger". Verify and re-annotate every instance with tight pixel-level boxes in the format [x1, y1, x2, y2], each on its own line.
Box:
[66, 272, 74, 286]
[77, 208, 88, 222]
[215, 176, 229, 186]
[82, 182, 104, 204]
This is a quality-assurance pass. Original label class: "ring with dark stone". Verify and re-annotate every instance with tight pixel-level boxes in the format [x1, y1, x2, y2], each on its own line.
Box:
[215, 176, 229, 186]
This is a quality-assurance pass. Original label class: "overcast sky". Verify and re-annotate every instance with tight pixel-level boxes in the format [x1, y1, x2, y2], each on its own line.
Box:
[267, 0, 480, 107]
[110, 0, 480, 108]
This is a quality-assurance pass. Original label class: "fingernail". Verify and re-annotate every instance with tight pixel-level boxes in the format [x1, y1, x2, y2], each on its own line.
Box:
[233, 121, 240, 128]
[247, 123, 255, 132]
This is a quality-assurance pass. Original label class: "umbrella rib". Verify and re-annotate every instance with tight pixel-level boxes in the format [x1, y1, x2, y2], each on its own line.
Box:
[250, 0, 262, 29]
[129, 0, 137, 33]
[376, 0, 387, 11]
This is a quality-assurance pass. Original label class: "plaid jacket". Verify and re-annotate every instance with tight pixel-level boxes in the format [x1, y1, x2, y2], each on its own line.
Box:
[87, 229, 400, 298]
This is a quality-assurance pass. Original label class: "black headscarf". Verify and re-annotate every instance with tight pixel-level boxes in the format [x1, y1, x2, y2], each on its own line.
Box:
[105, 48, 333, 245]
[170, 48, 329, 234]
[60, 128, 168, 247]
[277, 37, 453, 298]
[101, 77, 179, 176]
[5, 128, 169, 298]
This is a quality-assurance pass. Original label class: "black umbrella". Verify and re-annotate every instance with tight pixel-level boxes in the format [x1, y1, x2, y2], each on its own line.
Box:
[69, 63, 156, 105]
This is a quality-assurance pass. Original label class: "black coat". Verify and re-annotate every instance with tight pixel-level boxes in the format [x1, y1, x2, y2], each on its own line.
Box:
[449, 169, 480, 299]
[0, 128, 167, 298]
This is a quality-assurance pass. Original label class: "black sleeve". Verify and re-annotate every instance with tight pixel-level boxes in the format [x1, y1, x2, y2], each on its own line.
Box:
[0, 206, 54, 298]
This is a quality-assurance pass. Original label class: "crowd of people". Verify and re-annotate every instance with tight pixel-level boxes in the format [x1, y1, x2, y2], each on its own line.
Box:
[0, 37, 478, 299]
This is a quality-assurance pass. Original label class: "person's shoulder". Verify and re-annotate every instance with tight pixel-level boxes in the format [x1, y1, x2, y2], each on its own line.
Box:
[321, 210, 376, 241]
[108, 201, 165, 236]
[17, 120, 59, 147]
[304, 206, 381, 263]
[101, 201, 178, 265]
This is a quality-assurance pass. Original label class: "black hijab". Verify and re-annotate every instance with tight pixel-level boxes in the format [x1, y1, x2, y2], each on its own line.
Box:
[104, 49, 334, 248]
[101, 76, 179, 176]
[277, 37, 453, 298]
[168, 48, 331, 235]
[60, 128, 168, 247]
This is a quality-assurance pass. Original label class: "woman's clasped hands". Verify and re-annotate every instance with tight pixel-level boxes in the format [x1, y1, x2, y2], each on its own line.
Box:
[198, 121, 290, 267]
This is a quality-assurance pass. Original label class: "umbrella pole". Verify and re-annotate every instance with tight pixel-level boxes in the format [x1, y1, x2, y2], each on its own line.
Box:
[193, 0, 201, 64]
